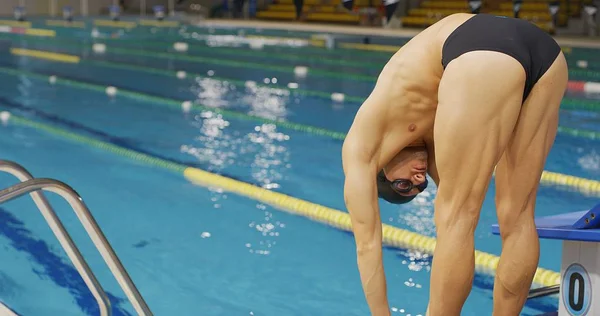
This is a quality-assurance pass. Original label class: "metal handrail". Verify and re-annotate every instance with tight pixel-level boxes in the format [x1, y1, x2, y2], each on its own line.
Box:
[0, 162, 153, 315]
[528, 284, 560, 299]
[0, 161, 111, 316]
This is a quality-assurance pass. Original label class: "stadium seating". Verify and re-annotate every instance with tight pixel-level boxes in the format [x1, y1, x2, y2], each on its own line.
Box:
[256, 0, 576, 31]
[402, 0, 577, 34]
[256, 0, 374, 24]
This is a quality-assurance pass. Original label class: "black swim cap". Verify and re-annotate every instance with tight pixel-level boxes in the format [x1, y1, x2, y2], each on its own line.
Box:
[376, 170, 418, 204]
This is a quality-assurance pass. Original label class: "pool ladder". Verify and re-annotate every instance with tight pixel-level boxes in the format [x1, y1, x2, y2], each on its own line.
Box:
[0, 160, 153, 316]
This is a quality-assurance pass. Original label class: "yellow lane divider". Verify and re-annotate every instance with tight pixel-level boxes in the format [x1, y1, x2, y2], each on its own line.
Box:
[245, 35, 326, 47]
[338, 42, 401, 52]
[2, 111, 561, 288]
[24, 28, 56, 37]
[93, 20, 137, 29]
[45, 20, 86, 29]
[338, 43, 575, 54]
[4, 47, 600, 198]
[541, 171, 600, 195]
[0, 20, 31, 28]
[183, 167, 561, 287]
[0, 26, 55, 37]
[138, 19, 180, 27]
[243, 34, 576, 55]
[10, 48, 79, 63]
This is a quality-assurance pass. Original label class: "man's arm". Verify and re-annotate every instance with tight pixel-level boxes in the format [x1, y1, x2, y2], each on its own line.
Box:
[342, 91, 406, 315]
[342, 66, 435, 314]
[342, 128, 390, 316]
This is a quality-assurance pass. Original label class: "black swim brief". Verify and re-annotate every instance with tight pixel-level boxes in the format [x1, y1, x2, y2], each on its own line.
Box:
[441, 14, 562, 102]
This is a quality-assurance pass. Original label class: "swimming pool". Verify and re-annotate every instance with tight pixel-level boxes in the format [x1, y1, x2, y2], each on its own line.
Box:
[0, 20, 599, 316]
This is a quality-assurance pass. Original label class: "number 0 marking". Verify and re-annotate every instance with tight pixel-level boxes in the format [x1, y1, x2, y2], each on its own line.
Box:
[562, 263, 592, 316]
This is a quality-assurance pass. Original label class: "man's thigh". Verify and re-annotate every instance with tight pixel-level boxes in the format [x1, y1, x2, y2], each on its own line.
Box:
[494, 52, 568, 217]
[433, 51, 525, 220]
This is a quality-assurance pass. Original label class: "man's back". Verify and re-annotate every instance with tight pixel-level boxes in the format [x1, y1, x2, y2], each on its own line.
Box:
[374, 14, 476, 112]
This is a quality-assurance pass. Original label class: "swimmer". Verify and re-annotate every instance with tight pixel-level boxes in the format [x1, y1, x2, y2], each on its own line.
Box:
[341, 13, 567, 316]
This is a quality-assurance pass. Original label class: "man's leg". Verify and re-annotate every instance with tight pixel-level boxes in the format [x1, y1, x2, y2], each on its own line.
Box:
[492, 53, 568, 316]
[428, 51, 526, 316]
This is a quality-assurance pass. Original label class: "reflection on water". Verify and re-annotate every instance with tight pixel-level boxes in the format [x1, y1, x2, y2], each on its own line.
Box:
[390, 306, 424, 315]
[181, 111, 237, 169]
[392, 184, 437, 238]
[246, 206, 286, 256]
[243, 80, 290, 121]
[578, 149, 599, 172]
[190, 74, 291, 122]
[192, 76, 234, 108]
[248, 124, 290, 190]
[178, 28, 311, 49]
[244, 124, 290, 257]
[388, 249, 429, 316]
[181, 104, 292, 256]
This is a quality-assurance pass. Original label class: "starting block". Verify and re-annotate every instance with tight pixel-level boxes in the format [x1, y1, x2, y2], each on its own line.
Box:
[492, 202, 600, 316]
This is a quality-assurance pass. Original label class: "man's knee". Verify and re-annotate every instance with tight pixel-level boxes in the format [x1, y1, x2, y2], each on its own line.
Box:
[495, 195, 536, 239]
[434, 193, 484, 235]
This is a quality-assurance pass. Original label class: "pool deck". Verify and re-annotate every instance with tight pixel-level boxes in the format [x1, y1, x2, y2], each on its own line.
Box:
[201, 19, 600, 49]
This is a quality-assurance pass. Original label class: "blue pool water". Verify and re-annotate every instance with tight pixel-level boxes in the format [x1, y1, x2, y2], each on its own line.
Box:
[0, 21, 598, 316]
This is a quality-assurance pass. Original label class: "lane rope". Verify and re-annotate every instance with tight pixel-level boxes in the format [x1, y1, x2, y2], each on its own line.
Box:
[29, 35, 382, 69]
[45, 20, 86, 29]
[4, 57, 600, 149]
[105, 46, 376, 82]
[103, 46, 600, 85]
[6, 35, 600, 94]
[41, 38, 600, 84]
[7, 40, 600, 113]
[85, 58, 600, 113]
[0, 112, 562, 288]
[10, 48, 79, 63]
[2, 56, 599, 196]
[10, 21, 600, 67]
[93, 20, 137, 29]
[0, 66, 347, 140]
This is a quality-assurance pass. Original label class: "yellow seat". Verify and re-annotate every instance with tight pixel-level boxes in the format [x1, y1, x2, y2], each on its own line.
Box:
[401, 14, 554, 33]
[420, 1, 469, 9]
[489, 10, 551, 20]
[499, 2, 565, 11]
[489, 9, 568, 25]
[501, 2, 580, 16]
[533, 21, 554, 33]
[267, 4, 339, 12]
[256, 10, 359, 23]
[256, 11, 296, 19]
[275, 0, 341, 5]
[269, 0, 370, 6]
[265, 4, 296, 11]
[308, 12, 360, 22]
[408, 8, 469, 16]
[401, 16, 440, 26]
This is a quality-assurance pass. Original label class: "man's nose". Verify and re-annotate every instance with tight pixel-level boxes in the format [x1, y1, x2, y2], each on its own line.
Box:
[414, 173, 426, 183]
